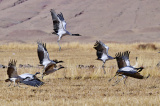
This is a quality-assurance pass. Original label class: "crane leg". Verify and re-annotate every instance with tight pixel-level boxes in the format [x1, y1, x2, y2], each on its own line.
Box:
[8, 82, 12, 87]
[116, 75, 119, 82]
[113, 75, 119, 83]
[102, 63, 106, 74]
[13, 80, 16, 87]
[112, 75, 126, 86]
[41, 68, 45, 80]
[108, 73, 118, 82]
[57, 40, 61, 51]
[16, 82, 20, 87]
[123, 76, 128, 85]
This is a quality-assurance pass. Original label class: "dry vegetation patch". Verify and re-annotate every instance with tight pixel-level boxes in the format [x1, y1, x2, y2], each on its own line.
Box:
[0, 42, 160, 105]
[137, 43, 158, 50]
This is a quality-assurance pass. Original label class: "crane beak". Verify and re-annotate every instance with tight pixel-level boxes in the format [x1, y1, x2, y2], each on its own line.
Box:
[146, 74, 150, 79]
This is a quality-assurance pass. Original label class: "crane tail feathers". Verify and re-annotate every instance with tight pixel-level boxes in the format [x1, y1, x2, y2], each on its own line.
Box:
[72, 34, 81, 36]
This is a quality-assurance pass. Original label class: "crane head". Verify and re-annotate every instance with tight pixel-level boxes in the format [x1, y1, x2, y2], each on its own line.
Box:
[140, 66, 144, 69]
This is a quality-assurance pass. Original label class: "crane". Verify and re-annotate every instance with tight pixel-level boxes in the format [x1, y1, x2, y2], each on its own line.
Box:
[50, 9, 81, 51]
[93, 40, 115, 74]
[37, 41, 64, 79]
[5, 60, 43, 87]
[109, 51, 150, 86]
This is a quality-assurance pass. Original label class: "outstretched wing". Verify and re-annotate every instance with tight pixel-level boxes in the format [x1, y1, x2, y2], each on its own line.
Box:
[115, 51, 130, 69]
[53, 59, 63, 64]
[7, 60, 18, 78]
[50, 9, 60, 33]
[50, 9, 67, 33]
[93, 41, 109, 59]
[119, 71, 144, 79]
[43, 62, 57, 75]
[21, 79, 44, 87]
[57, 12, 67, 30]
[37, 41, 50, 66]
[122, 51, 130, 66]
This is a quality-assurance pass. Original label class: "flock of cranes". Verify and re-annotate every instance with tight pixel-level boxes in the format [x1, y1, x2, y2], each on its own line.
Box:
[94, 42, 150, 86]
[4, 9, 150, 87]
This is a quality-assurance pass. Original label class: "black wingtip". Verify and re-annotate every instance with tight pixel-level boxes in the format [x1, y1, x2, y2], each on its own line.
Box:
[96, 58, 100, 60]
[52, 32, 57, 34]
[72, 34, 81, 36]
[58, 61, 64, 63]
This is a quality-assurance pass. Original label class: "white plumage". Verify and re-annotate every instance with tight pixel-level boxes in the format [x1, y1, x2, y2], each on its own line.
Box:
[37, 41, 64, 79]
[117, 66, 138, 74]
[50, 9, 81, 51]
[5, 60, 43, 87]
[109, 51, 150, 86]
[93, 40, 115, 74]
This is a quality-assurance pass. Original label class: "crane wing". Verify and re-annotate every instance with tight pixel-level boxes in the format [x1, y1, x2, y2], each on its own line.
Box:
[7, 60, 18, 78]
[50, 9, 66, 33]
[120, 72, 144, 79]
[43, 62, 57, 75]
[57, 12, 67, 30]
[21, 79, 44, 87]
[115, 51, 130, 69]
[37, 41, 50, 66]
[93, 41, 109, 59]
[50, 9, 60, 33]
[20, 73, 44, 87]
[123, 51, 130, 66]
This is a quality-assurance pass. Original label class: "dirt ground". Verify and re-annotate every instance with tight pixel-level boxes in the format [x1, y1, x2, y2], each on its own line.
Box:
[0, 76, 160, 105]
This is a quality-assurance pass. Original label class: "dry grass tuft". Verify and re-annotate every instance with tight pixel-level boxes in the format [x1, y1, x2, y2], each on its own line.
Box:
[137, 43, 157, 50]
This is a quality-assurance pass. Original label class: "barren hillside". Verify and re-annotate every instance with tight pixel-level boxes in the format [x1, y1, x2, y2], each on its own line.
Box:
[0, 0, 160, 44]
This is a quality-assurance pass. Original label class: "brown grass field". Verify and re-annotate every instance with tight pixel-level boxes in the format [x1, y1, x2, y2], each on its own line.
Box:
[0, 42, 160, 105]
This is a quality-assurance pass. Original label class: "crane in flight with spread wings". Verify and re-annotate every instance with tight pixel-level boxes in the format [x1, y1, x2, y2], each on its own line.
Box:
[5, 60, 43, 87]
[37, 41, 64, 79]
[50, 9, 81, 51]
[93, 41, 115, 74]
[109, 51, 150, 86]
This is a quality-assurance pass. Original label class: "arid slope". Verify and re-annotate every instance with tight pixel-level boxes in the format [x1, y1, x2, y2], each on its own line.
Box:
[0, 0, 160, 43]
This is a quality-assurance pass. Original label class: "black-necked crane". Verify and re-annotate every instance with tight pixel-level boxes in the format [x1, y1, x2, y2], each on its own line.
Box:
[37, 41, 64, 79]
[5, 60, 43, 87]
[50, 9, 81, 51]
[109, 51, 150, 86]
[93, 41, 115, 74]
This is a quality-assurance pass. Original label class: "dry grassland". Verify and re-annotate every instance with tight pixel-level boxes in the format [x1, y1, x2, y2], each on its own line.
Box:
[0, 42, 160, 105]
